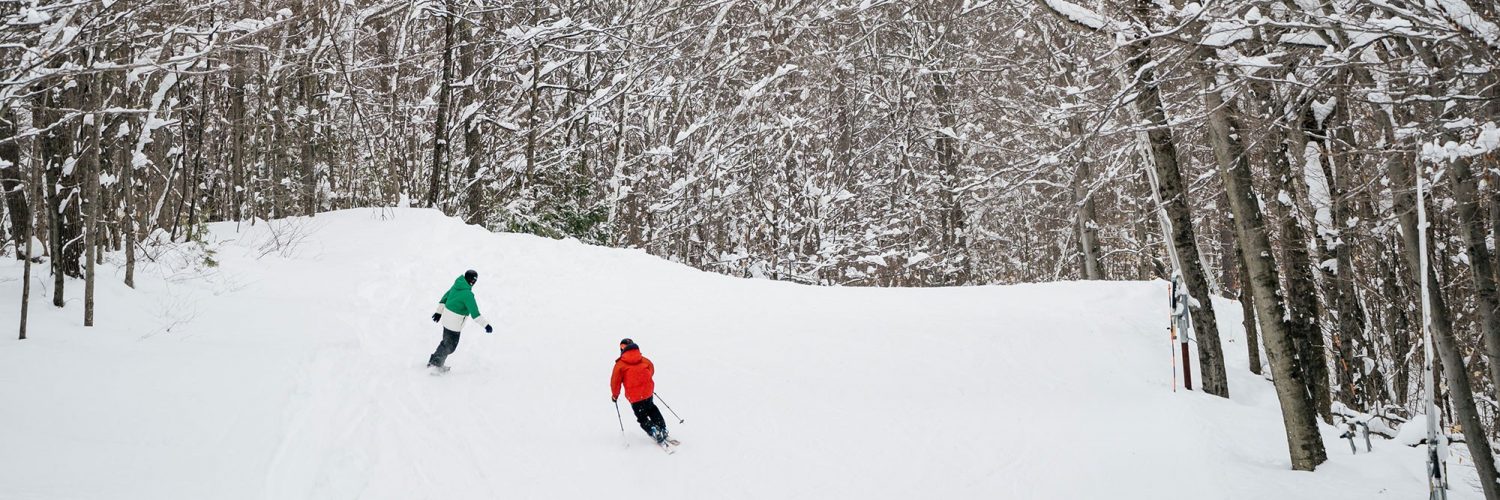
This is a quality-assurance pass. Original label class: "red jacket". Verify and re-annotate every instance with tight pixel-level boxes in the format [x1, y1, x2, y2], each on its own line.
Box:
[611, 349, 655, 403]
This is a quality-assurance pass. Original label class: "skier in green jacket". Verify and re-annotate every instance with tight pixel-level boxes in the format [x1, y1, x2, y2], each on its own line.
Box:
[428, 270, 492, 372]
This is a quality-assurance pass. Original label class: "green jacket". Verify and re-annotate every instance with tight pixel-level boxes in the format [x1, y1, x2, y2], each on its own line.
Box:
[435, 276, 488, 331]
[440, 276, 482, 318]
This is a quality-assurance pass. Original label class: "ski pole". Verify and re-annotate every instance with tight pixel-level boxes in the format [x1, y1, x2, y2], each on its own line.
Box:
[613, 399, 625, 432]
[654, 393, 685, 424]
[614, 399, 629, 447]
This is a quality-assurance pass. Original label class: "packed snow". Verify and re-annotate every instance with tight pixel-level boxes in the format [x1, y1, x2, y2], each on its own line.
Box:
[0, 208, 1478, 499]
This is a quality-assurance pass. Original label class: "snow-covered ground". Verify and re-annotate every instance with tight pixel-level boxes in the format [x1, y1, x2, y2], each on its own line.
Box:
[0, 208, 1475, 499]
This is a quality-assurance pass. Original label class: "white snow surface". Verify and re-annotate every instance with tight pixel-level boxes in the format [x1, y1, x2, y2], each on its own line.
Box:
[0, 208, 1479, 499]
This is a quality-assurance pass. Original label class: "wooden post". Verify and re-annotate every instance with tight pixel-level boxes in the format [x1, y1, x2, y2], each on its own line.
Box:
[1173, 278, 1193, 390]
[1182, 335, 1193, 391]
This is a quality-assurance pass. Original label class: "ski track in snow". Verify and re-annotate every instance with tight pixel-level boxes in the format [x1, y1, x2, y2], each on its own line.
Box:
[0, 208, 1479, 499]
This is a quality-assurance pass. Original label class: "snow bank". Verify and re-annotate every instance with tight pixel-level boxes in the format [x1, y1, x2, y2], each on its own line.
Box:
[0, 208, 1477, 499]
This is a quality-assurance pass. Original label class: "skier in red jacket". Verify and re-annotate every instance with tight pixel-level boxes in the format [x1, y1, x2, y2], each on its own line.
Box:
[611, 338, 669, 444]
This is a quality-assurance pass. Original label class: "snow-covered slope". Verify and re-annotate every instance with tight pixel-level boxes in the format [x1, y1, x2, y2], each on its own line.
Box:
[0, 208, 1473, 499]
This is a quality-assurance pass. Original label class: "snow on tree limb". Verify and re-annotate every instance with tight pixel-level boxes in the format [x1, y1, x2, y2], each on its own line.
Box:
[1432, 0, 1500, 51]
[1422, 122, 1500, 161]
[1037, 0, 1115, 32]
[1200, 21, 1253, 48]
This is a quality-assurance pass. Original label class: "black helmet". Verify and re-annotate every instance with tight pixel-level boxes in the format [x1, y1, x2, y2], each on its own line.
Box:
[464, 270, 478, 285]
[619, 338, 638, 352]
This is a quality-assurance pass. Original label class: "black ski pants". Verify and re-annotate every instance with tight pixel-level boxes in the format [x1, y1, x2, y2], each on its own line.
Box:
[428, 328, 461, 367]
[630, 397, 667, 438]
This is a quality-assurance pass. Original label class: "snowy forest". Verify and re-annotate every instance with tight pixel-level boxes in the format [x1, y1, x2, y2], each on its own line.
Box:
[1, 0, 1498, 493]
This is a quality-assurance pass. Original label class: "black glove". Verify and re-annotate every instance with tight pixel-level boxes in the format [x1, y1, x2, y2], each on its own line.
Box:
[612, 396, 618, 403]
[484, 325, 493, 333]
[431, 313, 441, 323]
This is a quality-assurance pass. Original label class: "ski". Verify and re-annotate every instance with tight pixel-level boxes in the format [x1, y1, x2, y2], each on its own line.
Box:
[656, 439, 679, 454]
[428, 365, 451, 375]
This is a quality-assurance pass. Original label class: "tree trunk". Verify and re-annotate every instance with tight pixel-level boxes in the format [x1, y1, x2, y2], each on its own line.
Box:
[1197, 49, 1324, 468]
[1391, 152, 1500, 500]
[300, 71, 317, 216]
[425, 0, 455, 209]
[0, 115, 28, 258]
[229, 46, 246, 220]
[523, 44, 541, 194]
[122, 106, 136, 288]
[168, 81, 191, 241]
[39, 86, 82, 307]
[1444, 133, 1500, 404]
[460, 18, 485, 225]
[1492, 184, 1499, 302]
[1382, 241, 1412, 406]
[20, 211, 32, 339]
[931, 71, 971, 285]
[1122, 36, 1227, 398]
[1392, 40, 1500, 499]
[1067, 114, 1104, 280]
[21, 140, 39, 340]
[187, 64, 209, 231]
[1233, 238, 1262, 375]
[83, 73, 100, 327]
[1298, 99, 1373, 412]
[608, 91, 630, 246]
[1245, 76, 1332, 421]
[1132, 169, 1164, 280]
